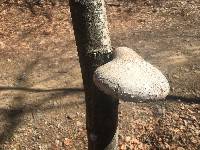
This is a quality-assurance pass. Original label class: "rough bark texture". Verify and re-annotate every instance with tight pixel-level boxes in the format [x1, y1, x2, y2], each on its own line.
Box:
[69, 0, 119, 149]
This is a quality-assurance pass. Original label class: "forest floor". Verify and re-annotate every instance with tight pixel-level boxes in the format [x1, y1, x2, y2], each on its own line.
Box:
[0, 0, 200, 149]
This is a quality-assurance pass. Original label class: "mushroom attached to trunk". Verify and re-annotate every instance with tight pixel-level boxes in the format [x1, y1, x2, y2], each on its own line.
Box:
[93, 47, 170, 101]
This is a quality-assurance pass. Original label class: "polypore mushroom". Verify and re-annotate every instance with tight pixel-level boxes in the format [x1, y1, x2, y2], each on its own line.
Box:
[93, 47, 170, 101]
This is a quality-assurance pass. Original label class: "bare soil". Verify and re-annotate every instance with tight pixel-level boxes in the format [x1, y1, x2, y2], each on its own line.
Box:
[0, 0, 199, 149]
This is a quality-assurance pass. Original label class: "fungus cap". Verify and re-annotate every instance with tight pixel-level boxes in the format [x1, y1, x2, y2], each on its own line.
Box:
[93, 47, 170, 101]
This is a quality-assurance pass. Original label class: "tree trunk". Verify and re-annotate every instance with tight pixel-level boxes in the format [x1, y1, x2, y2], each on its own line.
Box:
[69, 0, 119, 149]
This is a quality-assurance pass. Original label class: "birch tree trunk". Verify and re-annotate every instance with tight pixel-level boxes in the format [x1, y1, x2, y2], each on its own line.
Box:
[69, 0, 119, 149]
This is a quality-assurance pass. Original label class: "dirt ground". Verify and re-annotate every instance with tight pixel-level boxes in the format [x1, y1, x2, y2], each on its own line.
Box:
[0, 0, 200, 149]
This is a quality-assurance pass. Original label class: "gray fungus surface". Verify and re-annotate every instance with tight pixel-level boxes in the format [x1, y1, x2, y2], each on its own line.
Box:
[93, 47, 170, 101]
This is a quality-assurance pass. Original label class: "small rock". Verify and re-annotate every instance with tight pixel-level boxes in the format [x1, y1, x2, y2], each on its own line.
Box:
[0, 41, 5, 49]
[55, 139, 60, 146]
[7, 59, 12, 62]
[38, 135, 42, 139]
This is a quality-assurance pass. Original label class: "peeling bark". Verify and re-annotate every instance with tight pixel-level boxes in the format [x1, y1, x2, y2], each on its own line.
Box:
[69, 0, 119, 149]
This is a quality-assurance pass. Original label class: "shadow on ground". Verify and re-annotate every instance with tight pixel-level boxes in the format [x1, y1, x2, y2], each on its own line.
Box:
[0, 58, 84, 145]
[1, 0, 68, 22]
[166, 95, 200, 104]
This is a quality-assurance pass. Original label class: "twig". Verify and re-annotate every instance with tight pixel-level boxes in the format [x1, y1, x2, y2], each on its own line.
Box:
[106, 3, 121, 7]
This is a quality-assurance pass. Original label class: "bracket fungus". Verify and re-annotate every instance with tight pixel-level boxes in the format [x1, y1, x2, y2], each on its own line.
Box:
[93, 47, 170, 101]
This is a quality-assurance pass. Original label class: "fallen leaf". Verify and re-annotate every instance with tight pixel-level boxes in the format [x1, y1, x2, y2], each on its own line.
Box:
[76, 121, 82, 126]
[120, 144, 126, 150]
[63, 138, 73, 146]
[125, 136, 131, 142]
[131, 138, 140, 144]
